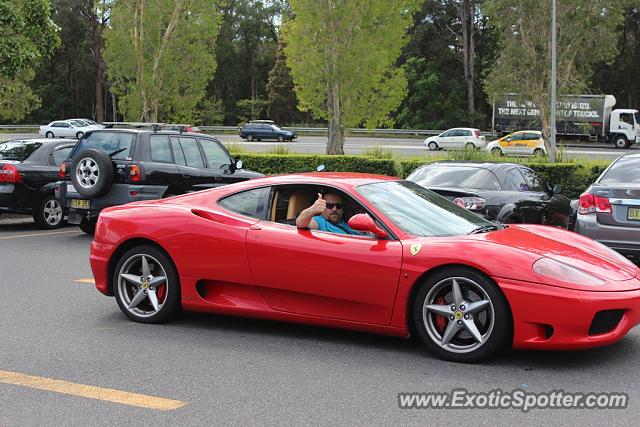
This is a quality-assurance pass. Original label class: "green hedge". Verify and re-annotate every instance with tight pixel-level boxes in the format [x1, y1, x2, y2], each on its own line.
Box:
[236, 153, 398, 176]
[233, 152, 610, 199]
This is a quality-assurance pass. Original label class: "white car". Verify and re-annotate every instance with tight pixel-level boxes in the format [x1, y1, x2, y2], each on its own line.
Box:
[424, 128, 486, 151]
[39, 119, 102, 139]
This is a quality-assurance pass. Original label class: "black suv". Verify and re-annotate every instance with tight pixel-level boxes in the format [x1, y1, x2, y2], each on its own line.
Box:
[57, 128, 262, 233]
[239, 121, 296, 142]
[1, 138, 76, 228]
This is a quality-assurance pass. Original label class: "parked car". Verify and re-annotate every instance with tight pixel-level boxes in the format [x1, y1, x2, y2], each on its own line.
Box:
[574, 153, 640, 263]
[90, 172, 640, 362]
[70, 118, 105, 129]
[406, 161, 572, 228]
[39, 120, 99, 139]
[56, 128, 262, 234]
[0, 138, 76, 228]
[424, 128, 486, 151]
[485, 130, 546, 156]
[239, 122, 296, 142]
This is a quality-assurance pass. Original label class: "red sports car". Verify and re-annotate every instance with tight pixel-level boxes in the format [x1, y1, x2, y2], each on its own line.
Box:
[89, 173, 640, 362]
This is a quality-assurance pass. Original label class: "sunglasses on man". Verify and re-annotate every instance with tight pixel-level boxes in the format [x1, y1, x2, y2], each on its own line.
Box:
[325, 203, 343, 210]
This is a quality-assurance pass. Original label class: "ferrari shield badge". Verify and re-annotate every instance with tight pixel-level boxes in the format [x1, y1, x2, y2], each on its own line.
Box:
[410, 244, 422, 256]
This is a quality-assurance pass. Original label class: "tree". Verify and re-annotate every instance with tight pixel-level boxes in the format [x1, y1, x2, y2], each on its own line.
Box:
[81, 0, 110, 123]
[484, 0, 625, 157]
[266, 39, 299, 125]
[284, 0, 420, 154]
[104, 0, 222, 122]
[458, 0, 476, 118]
[0, 0, 60, 121]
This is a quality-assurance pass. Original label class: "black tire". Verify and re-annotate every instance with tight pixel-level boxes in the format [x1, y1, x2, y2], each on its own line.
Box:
[113, 245, 181, 324]
[412, 267, 511, 362]
[428, 141, 439, 151]
[79, 217, 96, 235]
[613, 135, 629, 149]
[71, 149, 114, 198]
[277, 135, 284, 142]
[533, 148, 545, 157]
[491, 147, 502, 156]
[247, 135, 254, 142]
[465, 142, 475, 151]
[76, 131, 84, 139]
[46, 131, 54, 138]
[33, 195, 64, 229]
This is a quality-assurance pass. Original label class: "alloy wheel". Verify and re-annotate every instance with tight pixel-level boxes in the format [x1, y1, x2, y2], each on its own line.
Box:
[117, 254, 169, 318]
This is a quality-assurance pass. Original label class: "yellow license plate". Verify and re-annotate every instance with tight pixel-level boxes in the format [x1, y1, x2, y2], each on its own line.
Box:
[71, 199, 90, 209]
[628, 207, 640, 221]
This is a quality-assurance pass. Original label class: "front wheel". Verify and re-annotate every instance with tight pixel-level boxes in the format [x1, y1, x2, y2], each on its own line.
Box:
[46, 131, 54, 138]
[113, 245, 181, 323]
[427, 141, 439, 151]
[490, 147, 502, 156]
[34, 195, 64, 229]
[613, 136, 629, 149]
[412, 267, 511, 362]
[533, 148, 545, 157]
[277, 135, 284, 142]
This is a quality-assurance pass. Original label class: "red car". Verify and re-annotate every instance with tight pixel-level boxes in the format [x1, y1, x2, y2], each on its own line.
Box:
[89, 173, 640, 362]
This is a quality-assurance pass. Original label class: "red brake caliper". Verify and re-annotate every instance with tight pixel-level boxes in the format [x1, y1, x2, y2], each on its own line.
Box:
[435, 296, 447, 332]
[156, 283, 166, 302]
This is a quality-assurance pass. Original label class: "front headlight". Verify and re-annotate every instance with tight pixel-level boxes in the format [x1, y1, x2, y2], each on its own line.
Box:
[533, 257, 606, 286]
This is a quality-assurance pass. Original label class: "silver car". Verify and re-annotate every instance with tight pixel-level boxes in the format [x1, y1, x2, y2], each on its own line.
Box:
[574, 153, 640, 263]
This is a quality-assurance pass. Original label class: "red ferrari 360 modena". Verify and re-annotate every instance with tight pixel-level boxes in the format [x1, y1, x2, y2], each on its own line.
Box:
[89, 173, 640, 362]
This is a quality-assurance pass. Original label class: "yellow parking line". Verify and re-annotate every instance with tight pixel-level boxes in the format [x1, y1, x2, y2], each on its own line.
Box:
[0, 370, 186, 411]
[75, 278, 95, 284]
[0, 230, 80, 240]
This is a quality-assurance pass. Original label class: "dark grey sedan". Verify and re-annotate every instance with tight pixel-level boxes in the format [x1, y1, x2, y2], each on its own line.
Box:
[574, 153, 640, 263]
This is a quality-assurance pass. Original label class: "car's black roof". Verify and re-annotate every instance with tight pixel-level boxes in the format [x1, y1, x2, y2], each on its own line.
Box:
[418, 161, 527, 171]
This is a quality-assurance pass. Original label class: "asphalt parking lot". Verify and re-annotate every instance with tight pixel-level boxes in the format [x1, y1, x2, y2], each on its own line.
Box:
[2, 214, 640, 425]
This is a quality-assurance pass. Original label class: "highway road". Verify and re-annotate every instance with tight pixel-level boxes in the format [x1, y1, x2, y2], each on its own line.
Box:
[3, 132, 637, 160]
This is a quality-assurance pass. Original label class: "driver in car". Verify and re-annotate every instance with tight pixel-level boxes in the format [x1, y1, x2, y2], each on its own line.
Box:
[296, 192, 361, 235]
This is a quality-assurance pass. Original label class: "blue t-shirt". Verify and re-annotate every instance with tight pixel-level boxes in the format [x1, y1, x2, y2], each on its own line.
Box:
[312, 215, 362, 235]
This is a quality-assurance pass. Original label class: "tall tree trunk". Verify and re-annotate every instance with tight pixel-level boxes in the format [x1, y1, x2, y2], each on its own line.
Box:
[460, 0, 475, 122]
[94, 34, 104, 122]
[327, 80, 344, 154]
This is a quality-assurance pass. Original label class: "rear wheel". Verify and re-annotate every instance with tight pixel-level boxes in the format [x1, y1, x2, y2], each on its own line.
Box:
[412, 267, 511, 362]
[533, 148, 545, 157]
[113, 245, 180, 323]
[277, 135, 284, 142]
[34, 195, 64, 229]
[465, 142, 475, 151]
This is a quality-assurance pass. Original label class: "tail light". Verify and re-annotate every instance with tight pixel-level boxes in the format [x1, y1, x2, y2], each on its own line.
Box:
[59, 162, 67, 179]
[453, 197, 486, 210]
[578, 193, 611, 214]
[473, 129, 480, 138]
[0, 164, 23, 183]
[129, 164, 142, 182]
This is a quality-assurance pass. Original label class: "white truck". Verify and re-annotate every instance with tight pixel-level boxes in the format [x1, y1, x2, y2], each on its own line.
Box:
[492, 94, 640, 148]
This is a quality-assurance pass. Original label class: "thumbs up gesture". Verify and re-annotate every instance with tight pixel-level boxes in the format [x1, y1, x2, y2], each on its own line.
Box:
[310, 193, 326, 215]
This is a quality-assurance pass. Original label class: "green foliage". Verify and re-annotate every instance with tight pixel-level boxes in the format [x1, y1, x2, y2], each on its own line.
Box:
[104, 0, 221, 122]
[196, 97, 225, 126]
[361, 145, 396, 160]
[266, 38, 300, 125]
[236, 98, 269, 122]
[224, 142, 249, 155]
[236, 153, 398, 176]
[0, 0, 60, 121]
[284, 0, 421, 152]
[269, 144, 291, 155]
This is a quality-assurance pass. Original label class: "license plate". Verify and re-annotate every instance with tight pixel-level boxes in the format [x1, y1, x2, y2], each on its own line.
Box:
[71, 199, 90, 209]
[628, 207, 640, 221]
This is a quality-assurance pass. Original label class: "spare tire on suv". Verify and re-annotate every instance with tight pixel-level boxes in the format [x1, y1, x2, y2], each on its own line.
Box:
[71, 149, 115, 198]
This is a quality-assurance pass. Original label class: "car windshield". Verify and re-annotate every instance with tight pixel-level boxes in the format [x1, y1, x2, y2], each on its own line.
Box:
[357, 181, 492, 237]
[72, 132, 134, 160]
[0, 140, 43, 161]
[599, 156, 640, 185]
[407, 166, 501, 190]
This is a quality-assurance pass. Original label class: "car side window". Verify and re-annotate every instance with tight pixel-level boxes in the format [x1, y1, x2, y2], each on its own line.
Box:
[51, 146, 73, 166]
[519, 168, 544, 192]
[198, 138, 230, 169]
[149, 135, 173, 163]
[441, 130, 454, 137]
[170, 138, 186, 165]
[219, 187, 270, 219]
[178, 137, 204, 168]
[505, 168, 529, 191]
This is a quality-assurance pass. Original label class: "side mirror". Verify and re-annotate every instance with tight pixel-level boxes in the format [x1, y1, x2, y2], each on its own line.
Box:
[505, 137, 512, 142]
[347, 214, 387, 239]
[228, 158, 243, 173]
[316, 164, 326, 172]
[552, 184, 563, 194]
